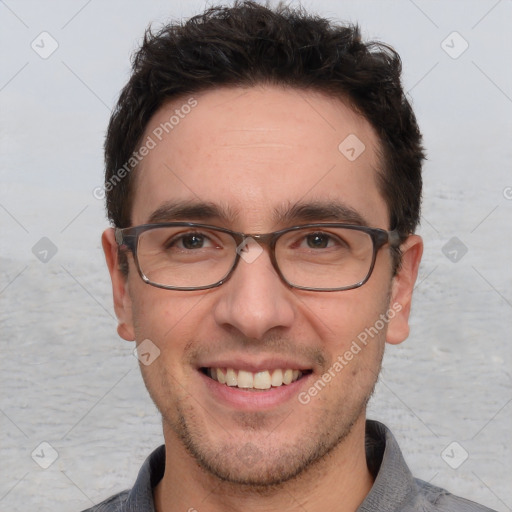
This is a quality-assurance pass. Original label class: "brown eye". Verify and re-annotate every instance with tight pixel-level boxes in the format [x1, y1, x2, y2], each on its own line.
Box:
[180, 234, 206, 249]
[305, 233, 330, 249]
[165, 232, 216, 250]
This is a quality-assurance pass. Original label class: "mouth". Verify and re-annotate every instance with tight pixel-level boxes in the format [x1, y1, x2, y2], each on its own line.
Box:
[200, 367, 313, 391]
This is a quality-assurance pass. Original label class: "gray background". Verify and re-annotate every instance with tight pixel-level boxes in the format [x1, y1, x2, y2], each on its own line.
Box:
[0, 1, 511, 511]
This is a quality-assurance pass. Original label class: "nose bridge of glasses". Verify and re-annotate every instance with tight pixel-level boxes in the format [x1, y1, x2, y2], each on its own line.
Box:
[232, 232, 279, 268]
[235, 232, 282, 268]
[229, 231, 288, 292]
[243, 232, 277, 249]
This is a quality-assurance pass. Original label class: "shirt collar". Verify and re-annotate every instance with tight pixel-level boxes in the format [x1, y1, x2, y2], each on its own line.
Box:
[357, 420, 417, 511]
[124, 443, 165, 511]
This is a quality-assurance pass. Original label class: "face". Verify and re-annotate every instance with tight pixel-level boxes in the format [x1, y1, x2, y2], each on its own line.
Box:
[103, 85, 422, 487]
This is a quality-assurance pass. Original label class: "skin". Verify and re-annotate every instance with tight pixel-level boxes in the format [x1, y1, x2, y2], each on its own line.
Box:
[103, 85, 423, 512]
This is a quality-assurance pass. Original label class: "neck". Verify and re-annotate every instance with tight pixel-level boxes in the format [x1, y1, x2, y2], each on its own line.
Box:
[154, 414, 374, 512]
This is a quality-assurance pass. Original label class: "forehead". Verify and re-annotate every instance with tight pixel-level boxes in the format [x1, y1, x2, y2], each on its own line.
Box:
[131, 85, 388, 230]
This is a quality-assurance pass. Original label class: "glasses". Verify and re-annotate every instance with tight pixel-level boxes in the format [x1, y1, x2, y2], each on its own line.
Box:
[115, 222, 401, 292]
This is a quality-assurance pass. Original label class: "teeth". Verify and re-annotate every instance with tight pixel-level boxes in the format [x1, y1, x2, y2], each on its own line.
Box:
[216, 368, 226, 384]
[271, 369, 283, 387]
[253, 371, 271, 390]
[237, 370, 253, 388]
[206, 367, 304, 389]
[226, 368, 237, 387]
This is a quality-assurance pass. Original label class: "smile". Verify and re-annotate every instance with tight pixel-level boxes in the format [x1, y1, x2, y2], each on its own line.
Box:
[201, 367, 311, 390]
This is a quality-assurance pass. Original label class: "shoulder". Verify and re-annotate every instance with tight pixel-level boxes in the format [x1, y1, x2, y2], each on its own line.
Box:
[79, 444, 165, 512]
[80, 490, 129, 512]
[412, 478, 497, 512]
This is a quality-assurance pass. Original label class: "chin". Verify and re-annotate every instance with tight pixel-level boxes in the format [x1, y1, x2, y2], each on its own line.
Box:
[190, 444, 318, 488]
[170, 409, 361, 490]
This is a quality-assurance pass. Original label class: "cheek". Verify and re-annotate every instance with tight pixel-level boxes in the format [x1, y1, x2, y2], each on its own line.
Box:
[299, 281, 391, 360]
[130, 288, 208, 401]
[310, 292, 388, 336]
[131, 281, 196, 334]
[129, 284, 201, 357]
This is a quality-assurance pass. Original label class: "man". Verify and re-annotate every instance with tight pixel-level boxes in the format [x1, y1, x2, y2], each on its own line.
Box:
[88, 2, 495, 511]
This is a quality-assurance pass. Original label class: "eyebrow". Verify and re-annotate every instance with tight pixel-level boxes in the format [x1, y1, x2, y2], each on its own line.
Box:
[272, 201, 369, 227]
[147, 200, 238, 224]
[146, 199, 369, 227]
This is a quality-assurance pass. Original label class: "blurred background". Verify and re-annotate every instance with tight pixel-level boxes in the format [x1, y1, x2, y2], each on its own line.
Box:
[1, 1, 511, 510]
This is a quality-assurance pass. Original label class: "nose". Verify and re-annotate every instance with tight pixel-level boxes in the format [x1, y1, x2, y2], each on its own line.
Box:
[213, 241, 296, 340]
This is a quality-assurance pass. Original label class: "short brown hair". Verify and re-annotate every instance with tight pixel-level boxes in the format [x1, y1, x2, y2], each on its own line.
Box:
[105, 1, 424, 247]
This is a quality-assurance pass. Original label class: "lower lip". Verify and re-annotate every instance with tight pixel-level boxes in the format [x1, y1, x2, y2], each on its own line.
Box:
[199, 371, 312, 410]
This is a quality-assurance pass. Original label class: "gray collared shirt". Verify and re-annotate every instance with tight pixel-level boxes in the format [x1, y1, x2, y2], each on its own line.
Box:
[82, 420, 496, 511]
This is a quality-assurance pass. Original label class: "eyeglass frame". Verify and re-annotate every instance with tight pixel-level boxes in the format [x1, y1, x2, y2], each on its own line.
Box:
[115, 222, 402, 292]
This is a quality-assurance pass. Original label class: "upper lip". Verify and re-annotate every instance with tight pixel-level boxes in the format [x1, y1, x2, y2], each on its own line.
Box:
[197, 357, 313, 373]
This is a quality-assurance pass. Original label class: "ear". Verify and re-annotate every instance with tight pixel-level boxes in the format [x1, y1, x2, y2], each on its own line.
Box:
[102, 228, 135, 341]
[386, 234, 423, 345]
